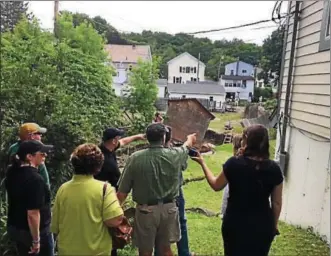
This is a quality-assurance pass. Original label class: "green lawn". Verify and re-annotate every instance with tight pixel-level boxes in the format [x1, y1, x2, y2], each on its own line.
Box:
[209, 112, 244, 134]
[119, 140, 329, 255]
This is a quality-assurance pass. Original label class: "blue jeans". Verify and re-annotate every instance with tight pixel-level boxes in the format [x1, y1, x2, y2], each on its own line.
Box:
[7, 225, 54, 256]
[154, 187, 191, 256]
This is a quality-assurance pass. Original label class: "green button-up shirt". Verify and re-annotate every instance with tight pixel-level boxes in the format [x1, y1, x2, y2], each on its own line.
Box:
[118, 144, 189, 205]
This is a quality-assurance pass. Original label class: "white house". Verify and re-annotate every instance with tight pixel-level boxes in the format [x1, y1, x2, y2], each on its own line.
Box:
[105, 44, 152, 96]
[167, 52, 205, 84]
[219, 74, 255, 101]
[220, 60, 255, 101]
[275, 0, 330, 243]
[156, 79, 167, 98]
[225, 60, 255, 77]
[166, 81, 226, 110]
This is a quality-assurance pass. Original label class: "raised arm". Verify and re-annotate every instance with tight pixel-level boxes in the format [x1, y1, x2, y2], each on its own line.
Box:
[191, 152, 228, 191]
[119, 134, 146, 147]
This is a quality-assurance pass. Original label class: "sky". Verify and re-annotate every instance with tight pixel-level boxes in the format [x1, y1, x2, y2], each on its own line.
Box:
[29, 1, 288, 45]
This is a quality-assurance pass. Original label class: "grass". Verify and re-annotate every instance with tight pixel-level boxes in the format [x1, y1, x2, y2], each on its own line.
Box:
[209, 112, 244, 134]
[119, 130, 329, 255]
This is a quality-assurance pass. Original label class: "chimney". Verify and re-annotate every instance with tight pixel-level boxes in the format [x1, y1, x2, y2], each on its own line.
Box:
[236, 57, 240, 76]
[132, 44, 136, 50]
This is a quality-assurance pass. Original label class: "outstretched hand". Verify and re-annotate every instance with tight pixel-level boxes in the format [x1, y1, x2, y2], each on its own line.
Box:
[190, 151, 204, 165]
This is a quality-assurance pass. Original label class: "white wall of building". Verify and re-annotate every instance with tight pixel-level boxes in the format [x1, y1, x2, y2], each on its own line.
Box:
[275, 128, 330, 242]
[168, 92, 225, 107]
[219, 79, 254, 100]
[168, 53, 205, 83]
[225, 61, 254, 76]
[113, 67, 127, 84]
[157, 87, 166, 98]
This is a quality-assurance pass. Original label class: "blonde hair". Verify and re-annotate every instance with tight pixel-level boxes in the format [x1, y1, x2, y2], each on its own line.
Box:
[232, 134, 243, 151]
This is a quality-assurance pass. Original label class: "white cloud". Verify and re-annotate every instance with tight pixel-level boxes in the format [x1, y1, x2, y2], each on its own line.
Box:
[28, 1, 287, 45]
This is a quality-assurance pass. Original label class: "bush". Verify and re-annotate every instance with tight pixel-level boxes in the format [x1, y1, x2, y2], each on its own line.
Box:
[253, 87, 274, 102]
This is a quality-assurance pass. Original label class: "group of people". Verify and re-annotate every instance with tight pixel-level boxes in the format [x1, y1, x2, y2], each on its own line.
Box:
[5, 120, 283, 256]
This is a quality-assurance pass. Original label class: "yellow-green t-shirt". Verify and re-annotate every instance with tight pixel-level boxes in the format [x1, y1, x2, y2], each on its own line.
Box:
[51, 175, 123, 256]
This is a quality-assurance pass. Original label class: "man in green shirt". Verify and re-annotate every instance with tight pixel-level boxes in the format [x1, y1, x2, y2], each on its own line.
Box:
[7, 122, 50, 187]
[117, 123, 196, 256]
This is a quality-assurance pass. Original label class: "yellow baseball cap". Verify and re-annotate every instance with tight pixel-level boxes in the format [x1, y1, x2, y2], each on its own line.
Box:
[19, 123, 47, 139]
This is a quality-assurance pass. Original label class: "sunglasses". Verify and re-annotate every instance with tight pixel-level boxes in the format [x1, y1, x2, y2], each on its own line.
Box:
[31, 132, 43, 136]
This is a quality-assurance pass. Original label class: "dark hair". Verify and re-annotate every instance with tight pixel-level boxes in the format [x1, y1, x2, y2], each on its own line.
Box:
[146, 123, 166, 144]
[70, 143, 104, 175]
[242, 124, 270, 159]
[165, 126, 172, 144]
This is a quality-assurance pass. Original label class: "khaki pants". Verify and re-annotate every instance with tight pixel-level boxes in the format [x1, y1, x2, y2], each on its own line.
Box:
[133, 202, 181, 251]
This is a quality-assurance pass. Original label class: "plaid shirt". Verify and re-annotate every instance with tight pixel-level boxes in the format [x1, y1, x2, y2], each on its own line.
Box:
[118, 144, 189, 205]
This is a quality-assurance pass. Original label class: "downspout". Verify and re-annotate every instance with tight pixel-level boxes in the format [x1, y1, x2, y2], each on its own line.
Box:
[279, 1, 301, 176]
[276, 1, 292, 119]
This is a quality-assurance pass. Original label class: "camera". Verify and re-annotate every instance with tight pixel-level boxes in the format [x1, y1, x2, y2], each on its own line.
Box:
[188, 148, 198, 157]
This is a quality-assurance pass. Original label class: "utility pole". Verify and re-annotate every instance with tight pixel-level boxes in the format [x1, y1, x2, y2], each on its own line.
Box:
[217, 56, 224, 82]
[54, 0, 59, 38]
[197, 52, 200, 82]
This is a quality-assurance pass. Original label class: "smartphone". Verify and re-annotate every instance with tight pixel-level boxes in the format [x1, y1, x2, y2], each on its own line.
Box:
[188, 148, 198, 157]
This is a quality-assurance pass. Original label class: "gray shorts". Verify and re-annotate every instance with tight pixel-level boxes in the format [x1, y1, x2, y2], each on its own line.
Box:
[133, 202, 181, 251]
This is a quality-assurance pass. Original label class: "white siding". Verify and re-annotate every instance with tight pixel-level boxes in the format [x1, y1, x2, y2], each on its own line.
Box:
[276, 0, 330, 243]
[168, 93, 225, 107]
[167, 53, 205, 83]
[219, 79, 255, 100]
[225, 61, 255, 76]
[157, 87, 166, 98]
[279, 0, 330, 139]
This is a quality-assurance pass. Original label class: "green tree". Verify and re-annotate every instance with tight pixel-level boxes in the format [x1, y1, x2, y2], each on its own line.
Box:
[0, 1, 33, 32]
[122, 57, 160, 133]
[260, 26, 285, 86]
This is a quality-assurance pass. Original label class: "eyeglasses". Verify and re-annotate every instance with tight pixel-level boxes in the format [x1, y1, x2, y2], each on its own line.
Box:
[31, 132, 43, 136]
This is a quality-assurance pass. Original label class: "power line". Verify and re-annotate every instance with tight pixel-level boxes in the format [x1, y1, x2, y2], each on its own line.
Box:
[187, 5, 291, 36]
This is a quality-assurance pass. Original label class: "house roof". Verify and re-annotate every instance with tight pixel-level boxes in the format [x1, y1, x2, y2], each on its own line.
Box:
[167, 82, 225, 95]
[105, 44, 151, 63]
[167, 52, 206, 67]
[156, 79, 167, 87]
[167, 98, 215, 120]
[225, 60, 254, 68]
[221, 75, 255, 81]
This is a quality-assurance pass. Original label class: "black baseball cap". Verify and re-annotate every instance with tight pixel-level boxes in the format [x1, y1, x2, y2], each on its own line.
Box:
[102, 128, 125, 142]
[17, 140, 54, 160]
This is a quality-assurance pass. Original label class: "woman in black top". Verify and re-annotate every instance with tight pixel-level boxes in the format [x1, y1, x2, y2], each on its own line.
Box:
[5, 140, 54, 256]
[192, 124, 283, 256]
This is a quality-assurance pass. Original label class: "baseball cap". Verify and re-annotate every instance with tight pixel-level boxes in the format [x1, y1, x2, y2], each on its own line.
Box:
[19, 123, 47, 139]
[17, 140, 54, 160]
[102, 128, 125, 142]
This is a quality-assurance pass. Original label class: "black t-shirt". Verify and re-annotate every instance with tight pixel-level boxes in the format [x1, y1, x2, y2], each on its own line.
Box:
[5, 166, 51, 231]
[94, 143, 121, 190]
[223, 156, 283, 215]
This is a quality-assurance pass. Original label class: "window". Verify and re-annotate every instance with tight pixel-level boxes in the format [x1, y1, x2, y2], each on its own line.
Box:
[191, 77, 193, 81]
[191, 67, 194, 72]
[233, 83, 237, 87]
[242, 69, 247, 74]
[179, 77, 182, 83]
[179, 66, 182, 73]
[182, 95, 186, 99]
[176, 77, 180, 83]
[237, 83, 241, 87]
[209, 96, 214, 101]
[230, 70, 234, 75]
[173, 76, 175, 83]
[229, 83, 233, 87]
[259, 82, 263, 87]
[242, 80, 247, 88]
[194, 67, 197, 73]
[319, 0, 330, 51]
[186, 67, 190, 73]
[225, 83, 229, 87]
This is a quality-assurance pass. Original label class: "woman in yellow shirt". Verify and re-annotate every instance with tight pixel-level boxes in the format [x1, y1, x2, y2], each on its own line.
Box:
[51, 143, 124, 255]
